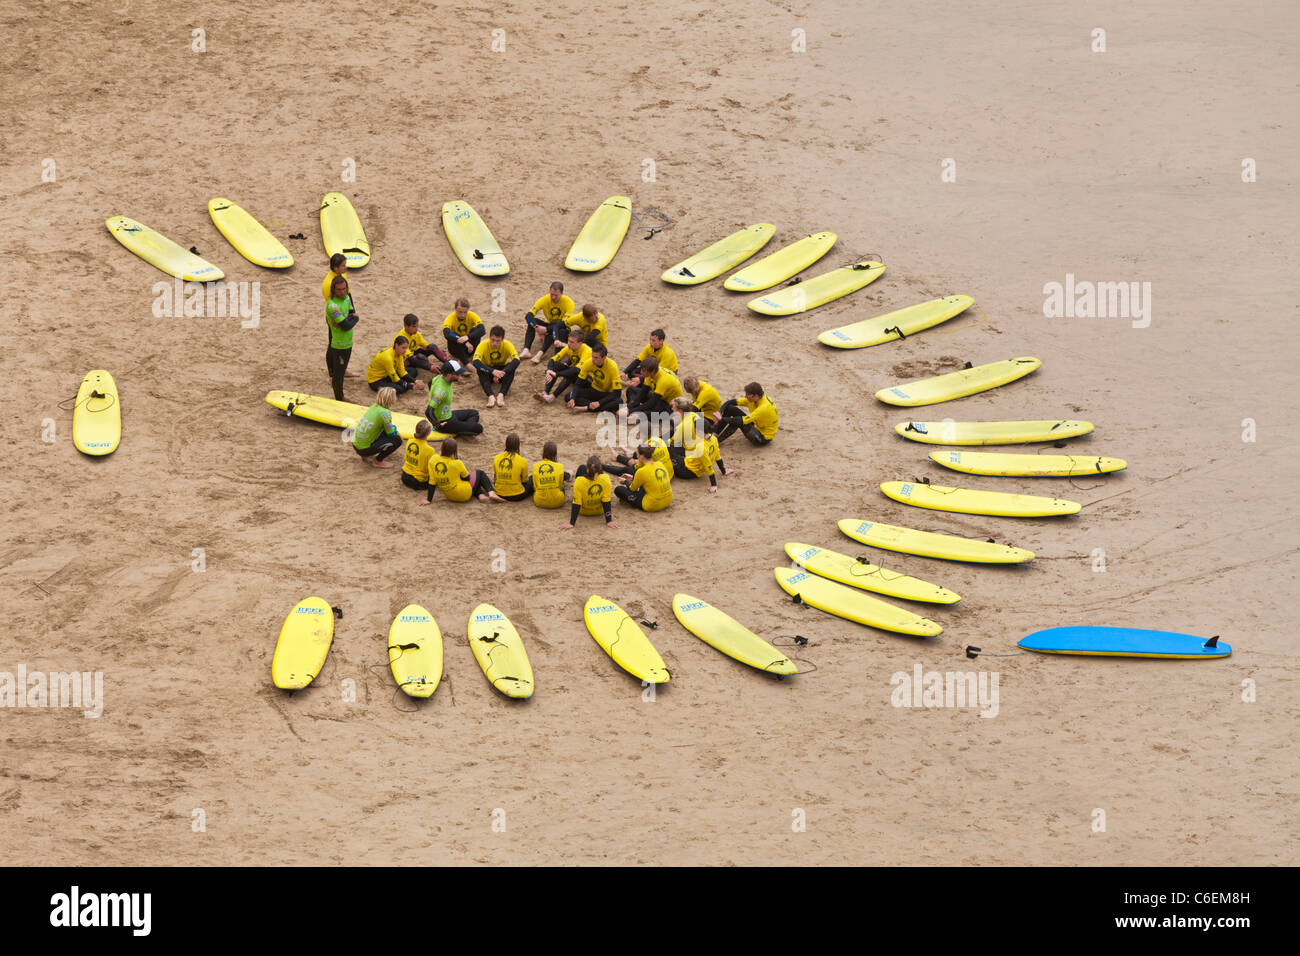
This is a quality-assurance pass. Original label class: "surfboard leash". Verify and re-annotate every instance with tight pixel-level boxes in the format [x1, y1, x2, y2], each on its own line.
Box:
[771, 636, 818, 674]
[964, 646, 1026, 659]
[928, 306, 987, 337]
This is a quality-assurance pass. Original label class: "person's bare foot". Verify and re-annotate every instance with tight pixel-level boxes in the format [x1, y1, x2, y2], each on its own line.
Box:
[496, 394, 506, 408]
[518, 348, 532, 360]
[533, 392, 545, 403]
[369, 458, 393, 469]
[488, 491, 504, 502]
[571, 405, 586, 414]
[723, 467, 737, 476]
[530, 353, 545, 365]
[541, 393, 554, 404]
[478, 493, 491, 502]
[344, 370, 359, 378]
[486, 394, 496, 407]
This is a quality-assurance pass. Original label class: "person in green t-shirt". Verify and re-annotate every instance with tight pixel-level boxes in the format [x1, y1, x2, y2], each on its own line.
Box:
[424, 361, 482, 436]
[326, 274, 360, 401]
[352, 387, 402, 468]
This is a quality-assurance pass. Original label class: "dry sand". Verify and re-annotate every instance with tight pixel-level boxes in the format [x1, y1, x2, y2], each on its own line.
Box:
[1, 0, 1296, 865]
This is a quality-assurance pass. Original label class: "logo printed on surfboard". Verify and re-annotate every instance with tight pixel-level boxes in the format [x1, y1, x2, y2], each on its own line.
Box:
[678, 602, 706, 613]
[588, 604, 616, 613]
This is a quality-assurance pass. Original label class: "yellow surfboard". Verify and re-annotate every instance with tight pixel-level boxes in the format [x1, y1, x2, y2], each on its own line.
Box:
[583, 596, 670, 683]
[72, 370, 121, 456]
[723, 232, 837, 292]
[388, 604, 443, 699]
[272, 597, 337, 690]
[442, 200, 509, 276]
[747, 260, 886, 316]
[661, 223, 775, 285]
[895, 419, 1095, 445]
[881, 481, 1081, 517]
[467, 603, 535, 699]
[784, 543, 960, 604]
[839, 518, 1035, 564]
[774, 568, 942, 637]
[264, 391, 448, 441]
[106, 216, 223, 282]
[565, 196, 632, 271]
[876, 357, 1041, 407]
[319, 193, 370, 268]
[672, 594, 796, 675]
[818, 295, 975, 349]
[208, 198, 293, 268]
[930, 450, 1127, 477]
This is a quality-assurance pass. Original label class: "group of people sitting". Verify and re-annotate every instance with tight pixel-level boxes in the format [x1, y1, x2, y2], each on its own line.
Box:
[325, 258, 780, 521]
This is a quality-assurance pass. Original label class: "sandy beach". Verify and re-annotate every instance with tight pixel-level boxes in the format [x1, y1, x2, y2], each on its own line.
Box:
[0, 0, 1296, 865]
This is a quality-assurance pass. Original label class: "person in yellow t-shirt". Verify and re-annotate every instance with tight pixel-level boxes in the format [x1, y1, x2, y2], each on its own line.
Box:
[423, 437, 503, 505]
[560, 455, 619, 530]
[492, 433, 532, 502]
[568, 343, 622, 414]
[571, 303, 609, 348]
[667, 396, 732, 492]
[471, 325, 521, 407]
[682, 376, 722, 420]
[614, 445, 673, 512]
[532, 441, 570, 509]
[536, 327, 592, 403]
[322, 253, 350, 301]
[521, 281, 576, 363]
[366, 338, 425, 394]
[400, 420, 438, 493]
[442, 298, 486, 364]
[395, 313, 450, 376]
[626, 355, 682, 432]
[715, 382, 778, 445]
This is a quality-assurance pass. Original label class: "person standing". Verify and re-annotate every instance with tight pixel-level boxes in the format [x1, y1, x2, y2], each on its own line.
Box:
[325, 274, 359, 401]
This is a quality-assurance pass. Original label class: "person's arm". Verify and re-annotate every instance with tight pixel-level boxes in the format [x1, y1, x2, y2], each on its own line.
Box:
[602, 501, 614, 523]
[569, 503, 581, 524]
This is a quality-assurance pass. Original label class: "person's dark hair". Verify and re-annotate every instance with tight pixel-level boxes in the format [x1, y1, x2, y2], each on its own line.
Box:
[455, 297, 470, 309]
[582, 304, 598, 318]
[415, 420, 432, 439]
[543, 441, 558, 461]
[330, 275, 348, 294]
[403, 313, 419, 327]
[550, 281, 564, 293]
[591, 343, 607, 358]
[505, 432, 520, 454]
[651, 328, 665, 340]
[490, 324, 505, 338]
[441, 437, 458, 457]
[394, 335, 409, 347]
[568, 326, 583, 342]
[745, 382, 763, 398]
[636, 444, 654, 460]
[330, 253, 347, 270]
[640, 356, 659, 374]
[586, 454, 603, 476]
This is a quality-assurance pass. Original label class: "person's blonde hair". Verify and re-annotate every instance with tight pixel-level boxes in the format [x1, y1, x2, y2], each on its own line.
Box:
[682, 375, 699, 394]
[377, 387, 397, 408]
[415, 420, 432, 439]
[671, 396, 692, 412]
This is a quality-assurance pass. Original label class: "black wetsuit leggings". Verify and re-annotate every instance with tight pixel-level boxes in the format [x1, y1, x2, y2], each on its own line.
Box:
[428, 408, 483, 435]
[444, 326, 486, 364]
[326, 346, 351, 401]
[570, 385, 622, 412]
[401, 472, 429, 491]
[355, 432, 402, 461]
[497, 477, 535, 502]
[668, 445, 718, 485]
[614, 485, 646, 508]
[544, 363, 581, 395]
[477, 365, 517, 396]
[715, 399, 771, 445]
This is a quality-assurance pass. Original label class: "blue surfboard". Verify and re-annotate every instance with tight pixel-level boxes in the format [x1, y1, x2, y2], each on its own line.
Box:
[1019, 626, 1230, 659]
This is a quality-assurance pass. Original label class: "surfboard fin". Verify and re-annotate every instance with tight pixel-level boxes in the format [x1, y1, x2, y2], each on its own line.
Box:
[679, 267, 695, 278]
[189, 246, 200, 255]
[884, 325, 905, 339]
[640, 619, 658, 629]
[966, 645, 982, 658]
[473, 249, 485, 260]
[1205, 635, 1220, 648]
[332, 606, 343, 619]
[963, 361, 973, 369]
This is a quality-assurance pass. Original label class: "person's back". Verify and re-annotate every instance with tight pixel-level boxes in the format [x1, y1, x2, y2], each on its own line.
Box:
[430, 454, 472, 501]
[631, 458, 673, 511]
